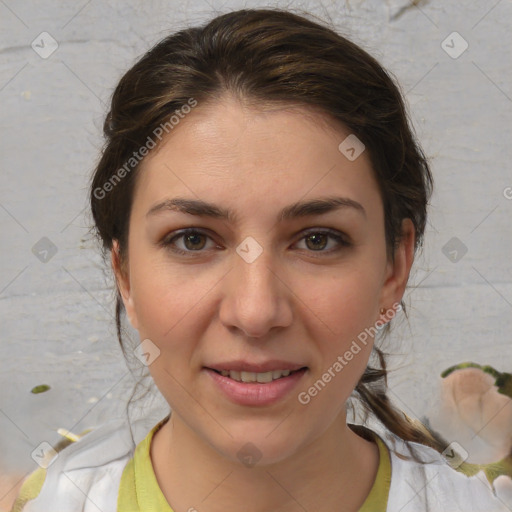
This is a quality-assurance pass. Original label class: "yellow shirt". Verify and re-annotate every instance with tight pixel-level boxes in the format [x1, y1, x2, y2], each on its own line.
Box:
[118, 419, 392, 511]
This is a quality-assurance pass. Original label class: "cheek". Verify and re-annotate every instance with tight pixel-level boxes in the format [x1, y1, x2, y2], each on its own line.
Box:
[297, 265, 382, 342]
[130, 264, 204, 407]
[295, 268, 380, 391]
[127, 258, 219, 394]
[129, 255, 213, 339]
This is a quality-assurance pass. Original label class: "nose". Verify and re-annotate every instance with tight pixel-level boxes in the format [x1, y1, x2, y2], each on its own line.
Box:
[218, 242, 293, 339]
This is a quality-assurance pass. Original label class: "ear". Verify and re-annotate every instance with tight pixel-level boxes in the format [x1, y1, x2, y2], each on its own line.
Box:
[111, 240, 139, 330]
[378, 218, 416, 321]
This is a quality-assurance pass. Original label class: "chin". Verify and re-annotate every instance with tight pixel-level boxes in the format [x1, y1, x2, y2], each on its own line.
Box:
[210, 425, 305, 468]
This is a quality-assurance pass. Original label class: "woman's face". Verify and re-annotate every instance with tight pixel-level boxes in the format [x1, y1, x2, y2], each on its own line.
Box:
[114, 95, 413, 465]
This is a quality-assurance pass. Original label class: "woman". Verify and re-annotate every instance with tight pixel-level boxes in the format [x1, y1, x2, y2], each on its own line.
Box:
[11, 8, 509, 511]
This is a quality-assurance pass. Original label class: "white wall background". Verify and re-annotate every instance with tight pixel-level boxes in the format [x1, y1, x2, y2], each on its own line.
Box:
[1, 0, 511, 498]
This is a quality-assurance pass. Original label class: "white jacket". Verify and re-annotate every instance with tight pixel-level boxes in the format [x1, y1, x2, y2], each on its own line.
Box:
[21, 418, 511, 512]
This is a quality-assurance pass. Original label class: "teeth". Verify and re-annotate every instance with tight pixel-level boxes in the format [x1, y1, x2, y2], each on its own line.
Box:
[240, 371, 256, 382]
[219, 369, 295, 382]
[257, 372, 273, 383]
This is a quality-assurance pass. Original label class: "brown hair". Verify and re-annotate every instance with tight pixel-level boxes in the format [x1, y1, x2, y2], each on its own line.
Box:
[89, 8, 446, 457]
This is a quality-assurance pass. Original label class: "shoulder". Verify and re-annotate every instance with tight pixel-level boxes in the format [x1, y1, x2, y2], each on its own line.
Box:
[377, 429, 511, 511]
[11, 418, 136, 512]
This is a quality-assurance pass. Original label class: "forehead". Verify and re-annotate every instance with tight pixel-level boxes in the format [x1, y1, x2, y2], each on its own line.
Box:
[132, 97, 381, 220]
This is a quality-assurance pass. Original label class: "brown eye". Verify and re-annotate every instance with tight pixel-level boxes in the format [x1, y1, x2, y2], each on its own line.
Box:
[161, 229, 216, 255]
[182, 232, 207, 250]
[296, 229, 350, 254]
[304, 233, 329, 251]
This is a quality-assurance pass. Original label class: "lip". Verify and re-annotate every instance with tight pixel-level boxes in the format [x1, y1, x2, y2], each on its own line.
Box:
[203, 367, 308, 406]
[205, 360, 306, 373]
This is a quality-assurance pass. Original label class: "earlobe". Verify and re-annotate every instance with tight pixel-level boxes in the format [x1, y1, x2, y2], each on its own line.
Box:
[111, 240, 138, 330]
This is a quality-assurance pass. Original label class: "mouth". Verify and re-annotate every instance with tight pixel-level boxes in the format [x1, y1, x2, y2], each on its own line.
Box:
[208, 367, 308, 383]
[203, 366, 309, 406]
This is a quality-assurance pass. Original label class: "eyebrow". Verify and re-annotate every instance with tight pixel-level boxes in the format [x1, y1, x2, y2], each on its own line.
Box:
[146, 196, 366, 222]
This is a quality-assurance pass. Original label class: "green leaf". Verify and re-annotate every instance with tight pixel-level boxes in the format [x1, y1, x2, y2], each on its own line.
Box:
[31, 384, 51, 394]
[496, 372, 512, 399]
[441, 362, 501, 381]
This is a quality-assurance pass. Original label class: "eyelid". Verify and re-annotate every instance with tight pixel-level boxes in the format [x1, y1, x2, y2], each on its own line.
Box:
[160, 228, 219, 254]
[160, 227, 351, 256]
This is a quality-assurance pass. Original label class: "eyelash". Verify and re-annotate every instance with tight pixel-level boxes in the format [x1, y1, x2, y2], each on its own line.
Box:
[160, 228, 351, 257]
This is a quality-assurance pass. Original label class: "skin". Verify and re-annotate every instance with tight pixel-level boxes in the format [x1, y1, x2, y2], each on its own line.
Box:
[112, 94, 415, 512]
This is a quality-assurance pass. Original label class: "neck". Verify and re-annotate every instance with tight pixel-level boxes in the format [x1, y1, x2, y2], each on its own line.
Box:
[150, 411, 379, 512]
